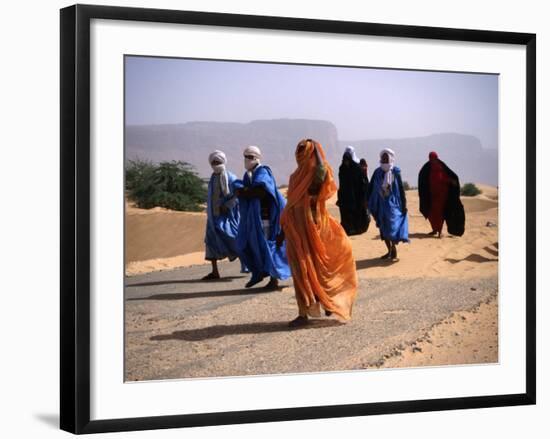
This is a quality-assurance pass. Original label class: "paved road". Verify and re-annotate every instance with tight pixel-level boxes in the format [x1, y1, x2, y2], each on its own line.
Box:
[124, 260, 497, 381]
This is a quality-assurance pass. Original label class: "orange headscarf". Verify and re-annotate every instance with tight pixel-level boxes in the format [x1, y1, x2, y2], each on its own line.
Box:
[281, 139, 358, 320]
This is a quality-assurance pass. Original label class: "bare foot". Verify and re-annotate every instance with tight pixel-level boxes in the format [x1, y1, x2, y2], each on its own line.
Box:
[202, 272, 220, 280]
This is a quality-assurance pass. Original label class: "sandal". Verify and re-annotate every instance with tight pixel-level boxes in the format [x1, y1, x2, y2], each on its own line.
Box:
[245, 274, 265, 288]
[263, 278, 280, 290]
[390, 248, 399, 262]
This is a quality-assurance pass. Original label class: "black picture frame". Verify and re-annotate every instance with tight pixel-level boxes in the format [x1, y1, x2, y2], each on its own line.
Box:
[60, 4, 536, 434]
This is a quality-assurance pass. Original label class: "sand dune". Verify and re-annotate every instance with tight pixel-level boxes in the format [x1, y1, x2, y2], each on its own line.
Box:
[461, 197, 497, 213]
[125, 185, 498, 280]
[125, 212, 205, 263]
[475, 184, 499, 200]
[350, 189, 498, 281]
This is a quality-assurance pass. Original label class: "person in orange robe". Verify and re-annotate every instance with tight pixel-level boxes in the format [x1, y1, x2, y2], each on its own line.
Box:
[278, 139, 358, 328]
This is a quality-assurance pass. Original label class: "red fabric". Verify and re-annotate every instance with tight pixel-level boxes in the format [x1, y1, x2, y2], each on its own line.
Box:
[428, 159, 449, 233]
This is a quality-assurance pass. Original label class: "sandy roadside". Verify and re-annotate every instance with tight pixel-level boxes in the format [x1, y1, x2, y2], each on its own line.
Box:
[125, 184, 498, 372]
[371, 293, 498, 369]
[126, 184, 498, 281]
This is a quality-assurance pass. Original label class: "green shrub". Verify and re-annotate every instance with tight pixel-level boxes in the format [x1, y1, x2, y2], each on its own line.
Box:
[461, 182, 482, 197]
[402, 181, 411, 191]
[125, 159, 207, 211]
[125, 158, 155, 191]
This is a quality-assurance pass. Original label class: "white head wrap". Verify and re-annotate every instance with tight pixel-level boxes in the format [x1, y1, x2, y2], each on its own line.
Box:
[345, 145, 360, 163]
[209, 150, 227, 165]
[244, 145, 261, 158]
[243, 145, 262, 173]
[379, 148, 396, 190]
[208, 149, 230, 196]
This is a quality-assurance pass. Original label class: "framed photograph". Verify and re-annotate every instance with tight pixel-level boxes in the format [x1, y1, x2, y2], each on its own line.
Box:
[60, 4, 536, 434]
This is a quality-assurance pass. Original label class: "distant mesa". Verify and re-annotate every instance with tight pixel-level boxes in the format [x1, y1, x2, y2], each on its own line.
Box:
[126, 119, 498, 186]
[340, 132, 498, 186]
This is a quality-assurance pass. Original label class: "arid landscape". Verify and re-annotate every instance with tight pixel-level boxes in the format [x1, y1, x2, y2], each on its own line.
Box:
[124, 184, 498, 381]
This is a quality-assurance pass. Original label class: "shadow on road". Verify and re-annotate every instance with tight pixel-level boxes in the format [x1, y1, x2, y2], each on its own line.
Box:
[127, 287, 281, 301]
[150, 319, 344, 341]
[445, 253, 498, 264]
[355, 257, 396, 271]
[126, 275, 246, 288]
[483, 245, 499, 257]
[407, 232, 437, 240]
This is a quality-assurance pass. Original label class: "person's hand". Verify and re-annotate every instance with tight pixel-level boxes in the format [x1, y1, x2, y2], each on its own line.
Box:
[402, 207, 408, 215]
[234, 188, 243, 197]
[219, 205, 229, 215]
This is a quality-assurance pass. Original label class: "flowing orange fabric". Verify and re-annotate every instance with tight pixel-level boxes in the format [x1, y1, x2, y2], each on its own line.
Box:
[280, 140, 358, 320]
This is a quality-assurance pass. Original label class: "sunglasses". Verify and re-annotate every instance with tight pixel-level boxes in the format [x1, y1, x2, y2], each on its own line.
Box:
[244, 155, 256, 160]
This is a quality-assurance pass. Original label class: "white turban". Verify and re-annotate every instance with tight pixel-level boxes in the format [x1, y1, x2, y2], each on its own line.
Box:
[208, 150, 227, 165]
[244, 145, 262, 159]
[243, 145, 262, 173]
[379, 148, 396, 190]
[345, 145, 360, 163]
[379, 148, 395, 163]
[208, 149, 229, 196]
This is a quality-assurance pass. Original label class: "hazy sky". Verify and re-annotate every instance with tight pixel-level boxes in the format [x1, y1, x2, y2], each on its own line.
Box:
[125, 56, 498, 149]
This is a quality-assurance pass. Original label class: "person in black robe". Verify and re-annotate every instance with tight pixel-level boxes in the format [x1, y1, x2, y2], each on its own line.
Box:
[337, 148, 369, 236]
[359, 158, 370, 201]
[418, 151, 465, 237]
[359, 158, 371, 230]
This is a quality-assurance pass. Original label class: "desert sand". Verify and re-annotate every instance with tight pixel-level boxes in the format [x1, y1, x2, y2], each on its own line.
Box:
[126, 184, 498, 281]
[376, 295, 498, 369]
[124, 184, 498, 375]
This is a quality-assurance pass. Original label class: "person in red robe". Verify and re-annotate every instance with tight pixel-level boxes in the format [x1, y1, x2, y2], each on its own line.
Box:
[418, 151, 465, 238]
[427, 152, 449, 235]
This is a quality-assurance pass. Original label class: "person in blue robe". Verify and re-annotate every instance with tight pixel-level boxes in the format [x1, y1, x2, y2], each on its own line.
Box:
[233, 145, 290, 289]
[203, 150, 244, 279]
[367, 148, 409, 262]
